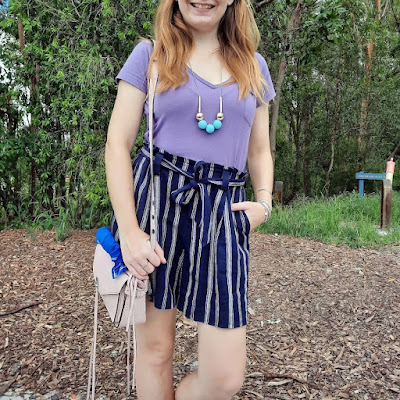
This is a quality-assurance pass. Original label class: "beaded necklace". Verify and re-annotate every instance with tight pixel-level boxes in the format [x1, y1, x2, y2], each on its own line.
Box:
[188, 61, 224, 134]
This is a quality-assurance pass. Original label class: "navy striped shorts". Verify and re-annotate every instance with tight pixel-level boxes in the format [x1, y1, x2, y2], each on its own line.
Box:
[110, 144, 251, 329]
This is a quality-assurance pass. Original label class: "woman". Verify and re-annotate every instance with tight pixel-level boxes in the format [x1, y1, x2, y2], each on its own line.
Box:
[105, 0, 276, 398]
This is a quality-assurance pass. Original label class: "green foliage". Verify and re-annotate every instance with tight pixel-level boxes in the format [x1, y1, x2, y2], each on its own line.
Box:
[0, 0, 155, 233]
[259, 191, 400, 248]
[256, 0, 400, 201]
[1, 0, 399, 245]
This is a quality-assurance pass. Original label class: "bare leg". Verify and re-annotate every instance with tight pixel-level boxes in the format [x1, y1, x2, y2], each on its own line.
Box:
[175, 322, 247, 400]
[135, 296, 177, 400]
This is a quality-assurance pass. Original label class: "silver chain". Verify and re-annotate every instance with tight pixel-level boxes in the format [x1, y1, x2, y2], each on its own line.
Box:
[188, 60, 223, 101]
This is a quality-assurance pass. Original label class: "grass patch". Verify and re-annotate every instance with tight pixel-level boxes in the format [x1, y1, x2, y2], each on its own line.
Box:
[258, 190, 400, 248]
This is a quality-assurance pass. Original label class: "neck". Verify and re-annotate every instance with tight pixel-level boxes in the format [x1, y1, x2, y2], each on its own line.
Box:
[190, 29, 220, 54]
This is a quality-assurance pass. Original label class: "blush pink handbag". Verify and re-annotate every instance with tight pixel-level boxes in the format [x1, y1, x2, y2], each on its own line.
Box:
[86, 54, 159, 400]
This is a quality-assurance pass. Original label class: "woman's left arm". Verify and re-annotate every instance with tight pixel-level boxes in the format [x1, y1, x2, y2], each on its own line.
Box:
[231, 102, 274, 230]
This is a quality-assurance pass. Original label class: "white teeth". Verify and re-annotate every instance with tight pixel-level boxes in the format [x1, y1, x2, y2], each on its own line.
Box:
[192, 3, 214, 9]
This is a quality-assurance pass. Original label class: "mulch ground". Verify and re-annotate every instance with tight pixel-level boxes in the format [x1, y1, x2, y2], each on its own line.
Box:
[0, 228, 399, 400]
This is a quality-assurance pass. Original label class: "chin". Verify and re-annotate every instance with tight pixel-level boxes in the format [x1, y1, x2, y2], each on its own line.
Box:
[179, 1, 226, 28]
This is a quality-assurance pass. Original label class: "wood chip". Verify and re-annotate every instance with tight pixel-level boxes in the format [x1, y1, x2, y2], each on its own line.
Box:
[0, 229, 399, 399]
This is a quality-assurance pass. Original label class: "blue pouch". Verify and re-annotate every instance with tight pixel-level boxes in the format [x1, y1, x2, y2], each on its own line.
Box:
[96, 226, 127, 279]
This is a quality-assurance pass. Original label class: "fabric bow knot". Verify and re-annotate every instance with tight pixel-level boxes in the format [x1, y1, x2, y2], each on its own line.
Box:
[170, 161, 228, 247]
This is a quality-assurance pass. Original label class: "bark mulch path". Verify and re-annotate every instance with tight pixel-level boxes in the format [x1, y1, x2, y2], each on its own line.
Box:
[0, 228, 399, 400]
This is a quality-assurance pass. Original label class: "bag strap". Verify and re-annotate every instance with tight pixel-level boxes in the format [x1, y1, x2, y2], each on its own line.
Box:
[148, 40, 159, 250]
[126, 276, 139, 396]
[86, 41, 159, 400]
[86, 279, 99, 400]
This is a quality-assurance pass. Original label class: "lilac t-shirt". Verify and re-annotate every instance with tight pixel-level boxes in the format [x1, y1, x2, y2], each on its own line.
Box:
[115, 41, 276, 172]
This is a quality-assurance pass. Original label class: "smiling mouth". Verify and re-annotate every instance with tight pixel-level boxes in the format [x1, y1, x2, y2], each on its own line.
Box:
[190, 3, 215, 9]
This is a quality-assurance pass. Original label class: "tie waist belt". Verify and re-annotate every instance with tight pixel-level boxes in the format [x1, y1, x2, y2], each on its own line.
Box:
[141, 146, 248, 247]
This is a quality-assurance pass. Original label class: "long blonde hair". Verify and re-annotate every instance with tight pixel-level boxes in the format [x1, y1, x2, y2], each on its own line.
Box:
[145, 0, 270, 105]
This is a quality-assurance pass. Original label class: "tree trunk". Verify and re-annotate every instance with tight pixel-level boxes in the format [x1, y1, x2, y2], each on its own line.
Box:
[357, 41, 373, 170]
[302, 110, 311, 197]
[19, 17, 40, 217]
[391, 142, 400, 159]
[18, 18, 25, 51]
[270, 57, 286, 165]
[288, 106, 302, 197]
[357, 0, 381, 171]
[270, 0, 305, 165]
[326, 59, 342, 196]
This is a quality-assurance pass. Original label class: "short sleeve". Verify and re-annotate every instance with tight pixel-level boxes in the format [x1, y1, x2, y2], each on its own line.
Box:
[115, 40, 152, 93]
[255, 52, 276, 107]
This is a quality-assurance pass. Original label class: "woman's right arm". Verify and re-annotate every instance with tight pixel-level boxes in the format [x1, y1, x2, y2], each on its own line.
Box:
[105, 80, 166, 280]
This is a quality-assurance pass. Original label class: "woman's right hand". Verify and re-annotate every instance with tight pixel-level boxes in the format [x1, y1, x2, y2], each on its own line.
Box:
[119, 227, 167, 283]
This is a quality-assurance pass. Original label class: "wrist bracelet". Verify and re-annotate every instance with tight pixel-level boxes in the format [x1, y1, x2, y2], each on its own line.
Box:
[257, 200, 272, 222]
[257, 188, 273, 196]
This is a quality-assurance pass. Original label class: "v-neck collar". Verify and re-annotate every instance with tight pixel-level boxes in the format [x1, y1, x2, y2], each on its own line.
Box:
[187, 65, 232, 89]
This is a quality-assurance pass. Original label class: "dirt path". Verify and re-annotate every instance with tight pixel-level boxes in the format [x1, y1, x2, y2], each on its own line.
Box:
[0, 228, 399, 400]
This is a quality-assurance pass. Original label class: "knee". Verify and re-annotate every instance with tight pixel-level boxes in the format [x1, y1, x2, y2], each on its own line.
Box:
[139, 337, 174, 369]
[219, 372, 245, 397]
[206, 370, 245, 398]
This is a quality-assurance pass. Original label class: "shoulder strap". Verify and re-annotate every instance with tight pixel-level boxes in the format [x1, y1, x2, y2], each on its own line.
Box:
[148, 47, 159, 250]
[87, 45, 159, 400]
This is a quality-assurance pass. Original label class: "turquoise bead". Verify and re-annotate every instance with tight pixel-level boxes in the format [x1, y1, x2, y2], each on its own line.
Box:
[213, 120, 222, 129]
[206, 124, 215, 133]
[198, 120, 207, 130]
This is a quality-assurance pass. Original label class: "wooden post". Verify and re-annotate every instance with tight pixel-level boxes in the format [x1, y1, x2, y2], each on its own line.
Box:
[274, 181, 283, 205]
[359, 177, 365, 198]
[380, 179, 393, 229]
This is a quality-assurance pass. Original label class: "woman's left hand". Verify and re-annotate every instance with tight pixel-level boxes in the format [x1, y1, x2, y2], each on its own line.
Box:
[231, 201, 267, 231]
